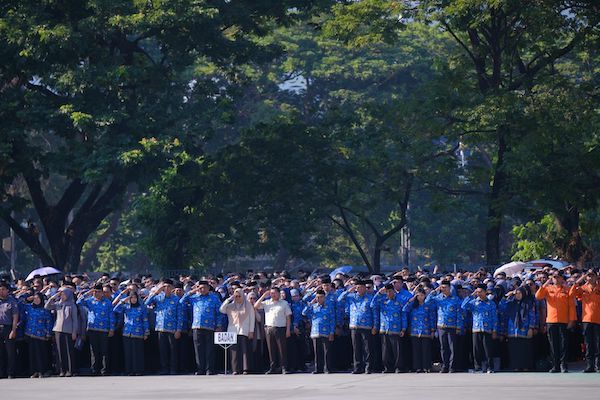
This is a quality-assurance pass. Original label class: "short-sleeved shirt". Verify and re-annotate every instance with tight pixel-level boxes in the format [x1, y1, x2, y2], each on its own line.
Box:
[0, 296, 18, 326]
[260, 299, 292, 328]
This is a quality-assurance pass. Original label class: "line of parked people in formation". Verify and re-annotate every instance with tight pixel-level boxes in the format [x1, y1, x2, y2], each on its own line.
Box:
[0, 265, 599, 379]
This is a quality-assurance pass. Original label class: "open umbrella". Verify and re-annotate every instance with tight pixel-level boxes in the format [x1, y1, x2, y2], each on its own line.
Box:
[25, 266, 62, 281]
[329, 266, 354, 280]
[528, 259, 569, 269]
[494, 262, 533, 278]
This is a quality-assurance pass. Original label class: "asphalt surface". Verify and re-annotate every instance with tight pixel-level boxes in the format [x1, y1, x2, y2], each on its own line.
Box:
[1, 372, 599, 400]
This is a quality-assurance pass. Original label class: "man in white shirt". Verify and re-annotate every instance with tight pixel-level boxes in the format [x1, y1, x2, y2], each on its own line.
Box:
[255, 287, 292, 374]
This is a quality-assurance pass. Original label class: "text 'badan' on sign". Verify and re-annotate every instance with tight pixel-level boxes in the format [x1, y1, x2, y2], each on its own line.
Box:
[214, 331, 237, 345]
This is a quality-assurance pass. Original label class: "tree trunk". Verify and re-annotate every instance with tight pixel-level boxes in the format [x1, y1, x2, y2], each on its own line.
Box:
[485, 128, 509, 266]
[372, 242, 382, 274]
[554, 205, 590, 264]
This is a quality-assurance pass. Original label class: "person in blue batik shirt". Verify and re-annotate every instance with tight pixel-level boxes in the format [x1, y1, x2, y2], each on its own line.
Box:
[303, 289, 335, 374]
[145, 279, 183, 375]
[113, 290, 149, 376]
[403, 288, 436, 372]
[371, 284, 408, 373]
[461, 284, 499, 373]
[499, 286, 536, 371]
[338, 279, 378, 374]
[425, 280, 462, 373]
[288, 289, 307, 372]
[77, 283, 116, 375]
[23, 292, 53, 378]
[179, 280, 221, 375]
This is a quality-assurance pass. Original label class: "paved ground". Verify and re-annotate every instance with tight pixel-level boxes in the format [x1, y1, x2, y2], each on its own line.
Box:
[1, 372, 599, 399]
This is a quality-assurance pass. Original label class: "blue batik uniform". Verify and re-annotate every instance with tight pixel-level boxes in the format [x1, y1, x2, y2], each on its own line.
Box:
[77, 296, 116, 332]
[23, 304, 54, 339]
[290, 300, 306, 331]
[402, 302, 436, 337]
[145, 293, 183, 333]
[371, 293, 407, 334]
[424, 292, 462, 329]
[499, 298, 536, 338]
[460, 296, 498, 333]
[113, 303, 150, 338]
[302, 303, 336, 338]
[179, 292, 221, 331]
[179, 299, 192, 332]
[303, 290, 340, 326]
[338, 291, 377, 329]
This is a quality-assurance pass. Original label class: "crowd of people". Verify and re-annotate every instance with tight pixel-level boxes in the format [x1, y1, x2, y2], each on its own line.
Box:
[0, 264, 599, 379]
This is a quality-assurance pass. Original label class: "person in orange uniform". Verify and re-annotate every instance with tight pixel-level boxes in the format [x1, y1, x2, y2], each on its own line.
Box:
[535, 272, 576, 373]
[570, 271, 600, 373]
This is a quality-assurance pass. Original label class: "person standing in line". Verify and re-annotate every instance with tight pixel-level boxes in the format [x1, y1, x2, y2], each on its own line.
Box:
[425, 280, 462, 373]
[371, 284, 408, 373]
[220, 288, 255, 375]
[45, 287, 79, 377]
[338, 280, 378, 374]
[113, 290, 149, 376]
[145, 279, 183, 375]
[403, 288, 436, 372]
[302, 289, 335, 374]
[254, 287, 292, 374]
[570, 272, 600, 372]
[500, 287, 536, 371]
[535, 272, 576, 373]
[23, 292, 53, 378]
[0, 281, 19, 379]
[461, 284, 498, 373]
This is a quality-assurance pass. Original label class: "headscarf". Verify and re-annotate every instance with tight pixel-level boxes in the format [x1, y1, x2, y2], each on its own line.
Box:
[32, 292, 46, 309]
[58, 287, 76, 319]
[129, 292, 140, 308]
[229, 288, 253, 328]
[506, 286, 531, 330]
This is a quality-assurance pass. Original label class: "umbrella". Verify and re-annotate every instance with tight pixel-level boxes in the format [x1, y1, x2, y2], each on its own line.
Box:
[26, 266, 62, 281]
[329, 266, 354, 280]
[528, 259, 569, 269]
[494, 262, 533, 278]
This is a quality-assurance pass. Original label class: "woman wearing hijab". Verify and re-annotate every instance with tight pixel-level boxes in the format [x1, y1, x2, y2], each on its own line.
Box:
[24, 292, 53, 378]
[113, 289, 150, 376]
[220, 288, 255, 374]
[45, 287, 79, 377]
[500, 286, 536, 371]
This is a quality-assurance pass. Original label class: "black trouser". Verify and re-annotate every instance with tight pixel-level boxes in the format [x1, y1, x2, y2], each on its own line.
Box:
[508, 337, 533, 371]
[109, 328, 123, 374]
[27, 337, 49, 374]
[230, 334, 250, 374]
[0, 325, 16, 377]
[55, 332, 75, 374]
[250, 338, 266, 373]
[87, 330, 109, 374]
[350, 328, 372, 373]
[583, 322, 600, 370]
[178, 331, 193, 373]
[438, 328, 456, 371]
[547, 323, 568, 369]
[312, 336, 332, 373]
[472, 332, 494, 371]
[411, 336, 432, 371]
[123, 336, 144, 375]
[265, 326, 287, 372]
[286, 333, 305, 371]
[192, 328, 214, 374]
[381, 334, 402, 372]
[158, 332, 178, 374]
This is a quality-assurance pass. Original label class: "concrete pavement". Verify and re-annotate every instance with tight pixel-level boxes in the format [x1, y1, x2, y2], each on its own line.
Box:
[1, 372, 599, 400]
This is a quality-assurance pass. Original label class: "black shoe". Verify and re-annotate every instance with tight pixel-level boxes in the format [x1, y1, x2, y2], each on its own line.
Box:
[282, 369, 288, 375]
[440, 368, 449, 373]
[351, 370, 363, 374]
[560, 365, 568, 373]
[312, 371, 323, 374]
[265, 369, 275, 375]
[365, 370, 372, 374]
[583, 367, 595, 373]
[449, 369, 456, 373]
[549, 368, 559, 373]
[206, 371, 216, 376]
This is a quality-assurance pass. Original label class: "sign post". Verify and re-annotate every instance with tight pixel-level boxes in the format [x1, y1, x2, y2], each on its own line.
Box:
[214, 332, 237, 375]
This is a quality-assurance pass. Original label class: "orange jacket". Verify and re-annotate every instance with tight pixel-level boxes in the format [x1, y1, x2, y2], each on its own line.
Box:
[569, 284, 600, 324]
[535, 285, 576, 324]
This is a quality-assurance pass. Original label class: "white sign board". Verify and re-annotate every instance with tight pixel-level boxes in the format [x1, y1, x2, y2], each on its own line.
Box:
[214, 331, 237, 345]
